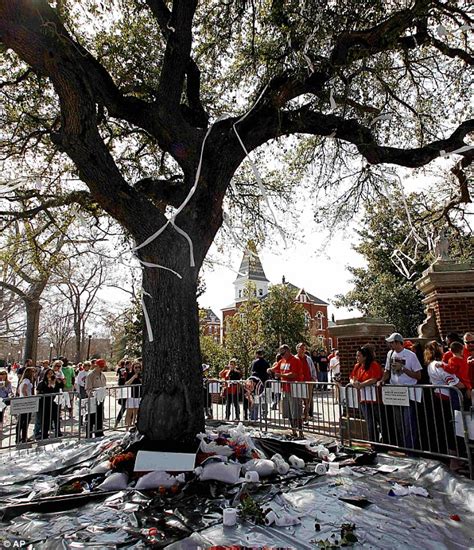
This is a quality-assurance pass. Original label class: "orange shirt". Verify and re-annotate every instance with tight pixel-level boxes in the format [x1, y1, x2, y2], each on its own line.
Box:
[442, 347, 470, 369]
[273, 355, 305, 392]
[219, 367, 241, 394]
[350, 361, 383, 384]
[350, 361, 383, 403]
[447, 355, 471, 390]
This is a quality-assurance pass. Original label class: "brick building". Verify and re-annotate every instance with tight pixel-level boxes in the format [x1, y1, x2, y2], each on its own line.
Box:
[222, 244, 330, 347]
[200, 308, 221, 342]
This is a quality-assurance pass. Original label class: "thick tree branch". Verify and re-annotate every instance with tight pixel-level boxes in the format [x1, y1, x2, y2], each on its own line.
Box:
[0, 0, 199, 168]
[155, 0, 198, 108]
[134, 176, 190, 208]
[430, 36, 474, 65]
[145, 0, 208, 128]
[237, 3, 435, 119]
[234, 104, 474, 169]
[0, 0, 172, 239]
[330, 0, 431, 66]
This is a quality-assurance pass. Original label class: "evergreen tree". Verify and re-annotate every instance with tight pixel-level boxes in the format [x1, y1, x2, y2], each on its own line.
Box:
[335, 192, 474, 335]
[1, 1, 471, 444]
[224, 283, 263, 377]
[261, 284, 309, 355]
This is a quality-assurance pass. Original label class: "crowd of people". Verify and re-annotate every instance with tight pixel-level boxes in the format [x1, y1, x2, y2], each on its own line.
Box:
[204, 344, 340, 438]
[1, 331, 473, 465]
[204, 331, 473, 454]
[0, 357, 111, 444]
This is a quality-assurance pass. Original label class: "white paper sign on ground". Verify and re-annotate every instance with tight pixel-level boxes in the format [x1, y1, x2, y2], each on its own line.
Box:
[290, 383, 308, 399]
[134, 450, 196, 472]
[208, 382, 221, 394]
[455, 410, 474, 440]
[382, 386, 410, 407]
[377, 464, 398, 473]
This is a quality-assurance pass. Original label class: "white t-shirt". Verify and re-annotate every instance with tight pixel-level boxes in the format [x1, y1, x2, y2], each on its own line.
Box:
[19, 379, 33, 397]
[427, 360, 459, 398]
[385, 348, 422, 386]
[329, 356, 340, 375]
[76, 370, 88, 388]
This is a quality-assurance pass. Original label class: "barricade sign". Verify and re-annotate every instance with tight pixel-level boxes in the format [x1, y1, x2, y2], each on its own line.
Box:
[11, 396, 40, 415]
[118, 386, 132, 399]
[382, 386, 409, 407]
[455, 410, 474, 440]
[88, 397, 97, 415]
[341, 386, 359, 408]
[290, 383, 308, 399]
[208, 382, 221, 394]
[265, 381, 281, 402]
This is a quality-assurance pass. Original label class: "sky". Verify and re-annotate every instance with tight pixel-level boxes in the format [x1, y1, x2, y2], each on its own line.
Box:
[197, 220, 365, 323]
[196, 160, 473, 323]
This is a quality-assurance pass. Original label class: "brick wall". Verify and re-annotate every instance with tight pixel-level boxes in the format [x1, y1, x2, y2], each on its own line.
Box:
[337, 336, 389, 384]
[328, 318, 396, 384]
[416, 261, 474, 340]
[432, 298, 474, 339]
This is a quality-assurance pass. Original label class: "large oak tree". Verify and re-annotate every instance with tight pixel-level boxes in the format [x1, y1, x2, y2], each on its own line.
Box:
[0, 0, 472, 445]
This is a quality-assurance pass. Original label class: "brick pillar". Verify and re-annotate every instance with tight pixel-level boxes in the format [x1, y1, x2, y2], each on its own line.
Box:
[328, 318, 395, 383]
[416, 260, 474, 341]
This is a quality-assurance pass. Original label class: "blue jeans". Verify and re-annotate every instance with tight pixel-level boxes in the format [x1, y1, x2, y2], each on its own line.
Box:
[318, 371, 328, 390]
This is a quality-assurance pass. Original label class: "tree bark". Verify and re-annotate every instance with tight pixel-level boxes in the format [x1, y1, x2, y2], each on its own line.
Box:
[24, 297, 41, 364]
[137, 242, 205, 444]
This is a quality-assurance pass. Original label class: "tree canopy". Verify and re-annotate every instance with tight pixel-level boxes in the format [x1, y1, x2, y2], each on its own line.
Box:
[335, 190, 474, 335]
[0, 0, 472, 444]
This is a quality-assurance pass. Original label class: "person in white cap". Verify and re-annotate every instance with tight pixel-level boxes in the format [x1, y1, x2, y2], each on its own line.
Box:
[379, 332, 422, 449]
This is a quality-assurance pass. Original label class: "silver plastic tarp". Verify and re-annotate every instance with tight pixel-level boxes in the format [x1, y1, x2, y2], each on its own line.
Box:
[0, 435, 473, 549]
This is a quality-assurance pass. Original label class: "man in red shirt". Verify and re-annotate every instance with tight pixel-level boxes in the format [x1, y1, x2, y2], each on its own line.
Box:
[268, 344, 305, 438]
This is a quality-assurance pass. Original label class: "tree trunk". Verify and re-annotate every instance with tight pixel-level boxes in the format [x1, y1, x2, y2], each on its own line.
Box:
[74, 323, 82, 363]
[24, 298, 41, 364]
[136, 244, 205, 445]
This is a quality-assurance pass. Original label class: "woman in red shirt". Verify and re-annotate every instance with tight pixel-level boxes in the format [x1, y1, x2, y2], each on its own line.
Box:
[220, 359, 242, 421]
[350, 345, 383, 444]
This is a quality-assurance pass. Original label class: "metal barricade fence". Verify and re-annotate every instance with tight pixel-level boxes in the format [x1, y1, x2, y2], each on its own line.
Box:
[342, 383, 473, 478]
[2, 380, 472, 479]
[79, 384, 143, 438]
[204, 379, 250, 423]
[0, 390, 80, 450]
[262, 380, 341, 439]
[203, 379, 341, 438]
